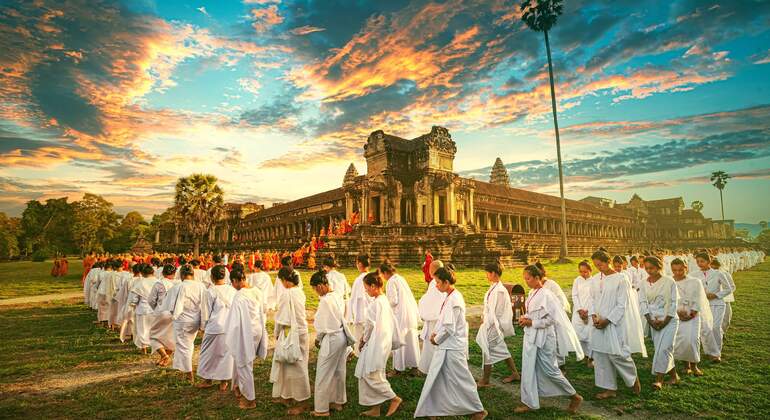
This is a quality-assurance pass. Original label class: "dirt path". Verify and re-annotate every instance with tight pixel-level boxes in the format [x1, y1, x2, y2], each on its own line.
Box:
[0, 291, 82, 306]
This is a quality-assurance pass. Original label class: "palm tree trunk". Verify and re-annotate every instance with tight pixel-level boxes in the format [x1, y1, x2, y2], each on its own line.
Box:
[194, 237, 200, 257]
[719, 189, 725, 220]
[544, 30, 569, 262]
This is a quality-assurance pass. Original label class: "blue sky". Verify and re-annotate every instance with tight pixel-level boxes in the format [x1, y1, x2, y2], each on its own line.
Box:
[0, 0, 768, 223]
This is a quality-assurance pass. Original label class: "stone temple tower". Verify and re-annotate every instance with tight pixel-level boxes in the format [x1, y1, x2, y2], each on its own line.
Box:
[489, 157, 510, 186]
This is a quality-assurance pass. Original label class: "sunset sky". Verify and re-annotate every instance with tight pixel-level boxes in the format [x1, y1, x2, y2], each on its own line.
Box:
[1, 0, 769, 223]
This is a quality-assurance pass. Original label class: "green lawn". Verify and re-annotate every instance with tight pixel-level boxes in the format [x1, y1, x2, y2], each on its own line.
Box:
[0, 259, 768, 418]
[0, 258, 83, 299]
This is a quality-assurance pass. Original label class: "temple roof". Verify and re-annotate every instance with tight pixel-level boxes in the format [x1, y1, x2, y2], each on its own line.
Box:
[243, 188, 345, 220]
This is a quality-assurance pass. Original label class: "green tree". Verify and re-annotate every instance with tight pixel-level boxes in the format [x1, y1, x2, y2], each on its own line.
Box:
[691, 200, 704, 213]
[105, 211, 148, 253]
[19, 198, 75, 255]
[757, 229, 770, 253]
[72, 193, 120, 254]
[520, 0, 568, 261]
[710, 171, 730, 220]
[174, 174, 224, 256]
[0, 212, 21, 259]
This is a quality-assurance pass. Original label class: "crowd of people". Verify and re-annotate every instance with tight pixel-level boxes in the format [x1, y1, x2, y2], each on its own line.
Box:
[79, 246, 764, 417]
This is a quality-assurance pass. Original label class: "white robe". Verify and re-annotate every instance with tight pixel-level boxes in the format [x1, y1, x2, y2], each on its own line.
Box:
[639, 276, 679, 374]
[698, 268, 733, 358]
[83, 268, 100, 306]
[313, 293, 348, 413]
[415, 290, 483, 417]
[198, 284, 236, 381]
[355, 294, 399, 406]
[272, 270, 302, 313]
[346, 271, 372, 355]
[476, 281, 515, 365]
[417, 279, 446, 373]
[270, 286, 310, 401]
[327, 269, 350, 314]
[520, 288, 578, 410]
[150, 278, 180, 353]
[674, 276, 711, 363]
[385, 273, 420, 371]
[225, 287, 268, 401]
[247, 271, 274, 310]
[571, 275, 593, 357]
[128, 276, 156, 349]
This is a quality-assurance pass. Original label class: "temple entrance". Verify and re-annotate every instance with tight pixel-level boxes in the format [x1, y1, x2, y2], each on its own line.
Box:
[370, 196, 381, 224]
[400, 197, 415, 224]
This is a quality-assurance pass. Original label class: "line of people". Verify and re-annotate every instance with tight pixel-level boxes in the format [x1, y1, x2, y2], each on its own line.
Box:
[80, 247, 764, 417]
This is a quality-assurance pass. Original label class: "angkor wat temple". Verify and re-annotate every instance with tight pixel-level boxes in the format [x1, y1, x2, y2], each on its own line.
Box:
[156, 126, 738, 266]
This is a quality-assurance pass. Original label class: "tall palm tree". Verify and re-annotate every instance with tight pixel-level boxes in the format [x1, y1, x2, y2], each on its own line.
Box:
[520, 0, 568, 261]
[710, 171, 730, 220]
[174, 174, 224, 256]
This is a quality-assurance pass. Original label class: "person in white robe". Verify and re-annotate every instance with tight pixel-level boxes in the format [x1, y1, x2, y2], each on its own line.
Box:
[415, 267, 486, 419]
[272, 258, 303, 314]
[191, 259, 208, 284]
[149, 264, 180, 367]
[110, 264, 131, 331]
[514, 265, 583, 414]
[118, 264, 141, 343]
[165, 265, 209, 382]
[588, 251, 644, 400]
[536, 262, 571, 367]
[322, 256, 351, 314]
[346, 254, 372, 357]
[639, 256, 679, 389]
[270, 267, 311, 415]
[696, 253, 734, 362]
[354, 272, 402, 417]
[476, 261, 519, 386]
[417, 260, 446, 374]
[380, 262, 420, 374]
[128, 264, 158, 352]
[205, 256, 230, 287]
[710, 259, 735, 337]
[309, 270, 349, 416]
[83, 262, 101, 307]
[571, 261, 594, 366]
[197, 265, 236, 390]
[225, 270, 268, 409]
[96, 262, 117, 327]
[247, 260, 274, 311]
[671, 258, 711, 376]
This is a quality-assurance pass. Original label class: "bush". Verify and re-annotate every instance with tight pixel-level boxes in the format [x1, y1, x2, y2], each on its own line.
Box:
[31, 248, 50, 262]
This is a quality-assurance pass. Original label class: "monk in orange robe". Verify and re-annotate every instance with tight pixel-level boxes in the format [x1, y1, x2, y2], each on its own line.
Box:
[81, 253, 95, 284]
[307, 250, 316, 270]
[319, 227, 326, 237]
[310, 236, 318, 252]
[351, 210, 360, 225]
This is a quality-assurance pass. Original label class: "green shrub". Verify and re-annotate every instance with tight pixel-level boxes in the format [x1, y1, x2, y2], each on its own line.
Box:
[31, 248, 50, 262]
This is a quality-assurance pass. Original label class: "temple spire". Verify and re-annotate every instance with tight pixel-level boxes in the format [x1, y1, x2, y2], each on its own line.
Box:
[489, 157, 510, 186]
[343, 163, 359, 186]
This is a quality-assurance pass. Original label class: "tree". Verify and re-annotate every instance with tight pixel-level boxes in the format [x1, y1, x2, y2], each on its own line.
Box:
[735, 228, 750, 240]
[19, 198, 75, 255]
[760, 220, 768, 230]
[710, 171, 730, 220]
[691, 200, 704, 213]
[521, 0, 568, 261]
[0, 212, 20, 259]
[174, 174, 224, 256]
[105, 211, 148, 253]
[72, 193, 120, 254]
[757, 229, 770, 254]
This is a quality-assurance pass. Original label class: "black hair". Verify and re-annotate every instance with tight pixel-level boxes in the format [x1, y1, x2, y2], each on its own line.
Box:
[278, 267, 299, 285]
[670, 257, 686, 267]
[112, 260, 122, 270]
[162, 264, 176, 277]
[310, 270, 329, 287]
[280, 255, 292, 267]
[643, 256, 663, 269]
[230, 269, 245, 282]
[578, 260, 592, 270]
[191, 259, 200, 267]
[523, 264, 544, 279]
[180, 265, 194, 279]
[211, 265, 226, 281]
[356, 253, 370, 267]
[612, 255, 625, 265]
[534, 261, 546, 276]
[141, 264, 155, 276]
[591, 250, 610, 263]
[363, 271, 382, 288]
[695, 252, 711, 262]
[132, 263, 143, 275]
[379, 260, 396, 275]
[178, 257, 187, 266]
[434, 267, 456, 285]
[213, 255, 222, 264]
[151, 257, 161, 267]
[322, 256, 337, 268]
[254, 260, 264, 270]
[484, 261, 503, 276]
[630, 256, 638, 263]
[231, 262, 244, 273]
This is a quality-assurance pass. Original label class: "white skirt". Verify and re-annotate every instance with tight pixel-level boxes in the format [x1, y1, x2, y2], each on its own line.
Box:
[197, 333, 233, 380]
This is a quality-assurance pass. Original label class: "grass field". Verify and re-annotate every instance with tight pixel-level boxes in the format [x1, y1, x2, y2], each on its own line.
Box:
[0, 258, 768, 418]
[0, 258, 83, 299]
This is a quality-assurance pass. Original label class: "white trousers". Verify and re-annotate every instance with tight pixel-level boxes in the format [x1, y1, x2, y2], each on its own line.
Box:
[358, 370, 395, 406]
[650, 319, 678, 374]
[314, 330, 348, 413]
[593, 351, 637, 391]
[703, 304, 725, 358]
[172, 322, 199, 372]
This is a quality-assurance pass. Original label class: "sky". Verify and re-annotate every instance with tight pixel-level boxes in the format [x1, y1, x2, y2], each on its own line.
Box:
[1, 0, 769, 224]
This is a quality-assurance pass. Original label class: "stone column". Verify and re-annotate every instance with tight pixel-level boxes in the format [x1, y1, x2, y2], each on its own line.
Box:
[448, 184, 456, 224]
[468, 189, 475, 227]
[345, 192, 353, 221]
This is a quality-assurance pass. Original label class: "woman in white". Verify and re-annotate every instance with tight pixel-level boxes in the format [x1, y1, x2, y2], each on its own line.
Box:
[696, 252, 734, 362]
[148, 264, 180, 367]
[588, 251, 644, 400]
[128, 263, 158, 353]
[514, 265, 583, 414]
[347, 254, 372, 356]
[83, 261, 101, 307]
[417, 259, 446, 374]
[536, 262, 571, 367]
[272, 256, 303, 313]
[639, 256, 679, 390]
[355, 272, 402, 417]
[710, 259, 735, 337]
[322, 256, 351, 314]
[415, 266, 487, 419]
[309, 270, 349, 417]
[671, 258, 711, 377]
[380, 261, 420, 375]
[476, 261, 519, 387]
[197, 265, 236, 391]
[166, 265, 209, 383]
[117, 264, 142, 343]
[247, 260, 274, 311]
[270, 267, 311, 415]
[571, 260, 594, 367]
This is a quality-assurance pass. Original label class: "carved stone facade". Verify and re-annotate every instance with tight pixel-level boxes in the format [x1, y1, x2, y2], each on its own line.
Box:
[156, 126, 742, 266]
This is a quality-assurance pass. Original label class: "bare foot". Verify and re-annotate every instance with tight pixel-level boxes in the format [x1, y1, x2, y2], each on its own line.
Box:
[476, 380, 492, 388]
[502, 373, 521, 383]
[586, 359, 594, 369]
[595, 390, 616, 400]
[386, 396, 402, 417]
[233, 386, 241, 399]
[195, 381, 214, 388]
[311, 412, 330, 417]
[568, 394, 583, 414]
[693, 367, 704, 376]
[652, 382, 663, 391]
[710, 357, 722, 363]
[632, 378, 642, 395]
[386, 370, 399, 378]
[329, 403, 344, 411]
[239, 399, 256, 409]
[471, 410, 488, 419]
[218, 381, 229, 392]
[683, 368, 692, 376]
[514, 405, 531, 413]
[361, 407, 380, 417]
[666, 375, 680, 385]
